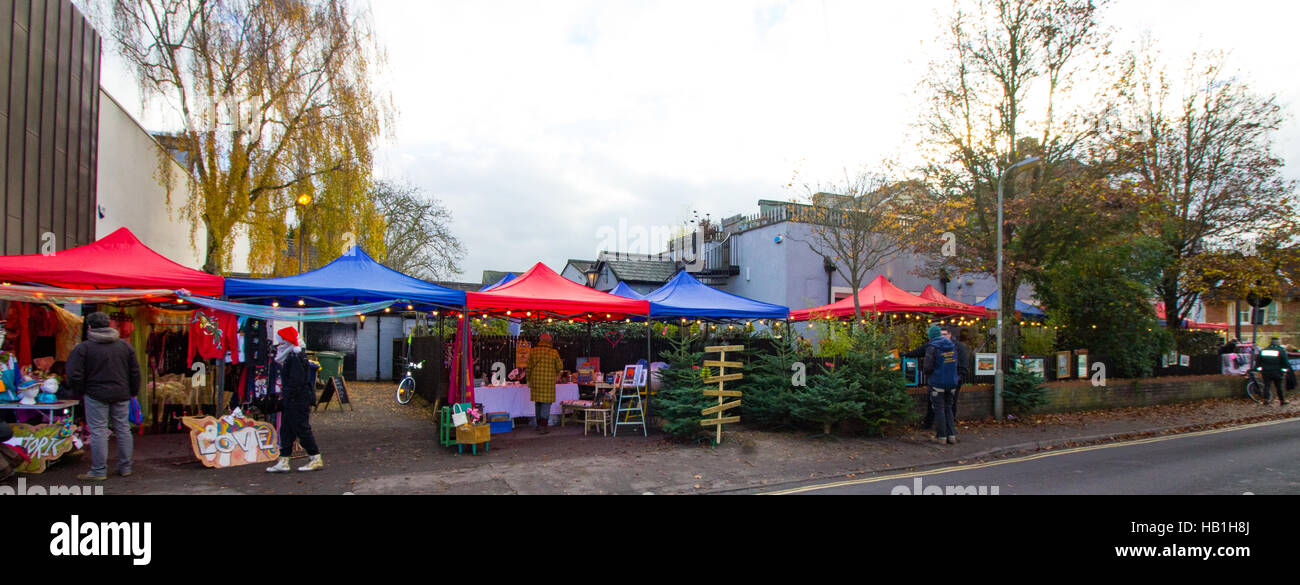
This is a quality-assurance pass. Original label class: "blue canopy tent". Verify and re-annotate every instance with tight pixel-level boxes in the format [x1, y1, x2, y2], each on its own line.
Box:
[607, 281, 644, 299]
[642, 271, 789, 320]
[479, 273, 518, 291]
[224, 247, 466, 309]
[976, 291, 1046, 317]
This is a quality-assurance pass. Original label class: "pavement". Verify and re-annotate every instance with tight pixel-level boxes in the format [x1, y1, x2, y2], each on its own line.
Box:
[11, 381, 1300, 495]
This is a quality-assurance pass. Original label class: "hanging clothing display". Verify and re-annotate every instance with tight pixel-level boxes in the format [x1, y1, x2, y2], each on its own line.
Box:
[188, 308, 240, 364]
[47, 304, 84, 362]
[239, 318, 272, 402]
[5, 303, 30, 367]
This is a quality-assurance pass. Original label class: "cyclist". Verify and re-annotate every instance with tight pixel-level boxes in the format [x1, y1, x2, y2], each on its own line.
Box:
[1255, 337, 1291, 406]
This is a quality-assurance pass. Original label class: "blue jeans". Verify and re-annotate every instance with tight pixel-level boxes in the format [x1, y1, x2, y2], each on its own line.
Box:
[535, 402, 552, 425]
[929, 387, 956, 439]
[85, 396, 133, 477]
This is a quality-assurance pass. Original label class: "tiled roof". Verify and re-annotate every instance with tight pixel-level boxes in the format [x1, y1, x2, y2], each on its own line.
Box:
[567, 259, 597, 274]
[606, 260, 679, 284]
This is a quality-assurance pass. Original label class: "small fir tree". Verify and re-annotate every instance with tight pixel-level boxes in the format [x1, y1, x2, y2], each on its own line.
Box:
[653, 335, 713, 441]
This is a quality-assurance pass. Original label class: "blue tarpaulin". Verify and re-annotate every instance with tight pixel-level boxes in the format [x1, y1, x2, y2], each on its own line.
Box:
[479, 273, 517, 291]
[976, 291, 1046, 317]
[607, 281, 644, 299]
[641, 271, 788, 320]
[224, 247, 466, 308]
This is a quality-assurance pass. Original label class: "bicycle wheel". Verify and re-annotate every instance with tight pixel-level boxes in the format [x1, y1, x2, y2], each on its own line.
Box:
[397, 377, 416, 404]
[1245, 378, 1264, 403]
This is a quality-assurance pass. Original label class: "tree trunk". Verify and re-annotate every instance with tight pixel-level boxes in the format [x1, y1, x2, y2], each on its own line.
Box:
[1161, 271, 1184, 332]
[1000, 275, 1022, 368]
[202, 218, 222, 275]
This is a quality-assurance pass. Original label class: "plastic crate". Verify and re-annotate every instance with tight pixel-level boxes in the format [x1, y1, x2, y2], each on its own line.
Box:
[489, 419, 514, 434]
[486, 411, 511, 422]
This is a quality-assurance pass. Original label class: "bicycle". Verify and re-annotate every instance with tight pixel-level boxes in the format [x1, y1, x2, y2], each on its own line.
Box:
[1245, 370, 1265, 404]
[397, 357, 424, 404]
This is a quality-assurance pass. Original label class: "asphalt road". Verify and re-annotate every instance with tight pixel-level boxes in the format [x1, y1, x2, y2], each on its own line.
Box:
[768, 418, 1300, 495]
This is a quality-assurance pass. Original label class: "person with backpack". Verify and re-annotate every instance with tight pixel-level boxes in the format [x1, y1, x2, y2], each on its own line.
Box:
[923, 325, 960, 445]
[266, 327, 323, 472]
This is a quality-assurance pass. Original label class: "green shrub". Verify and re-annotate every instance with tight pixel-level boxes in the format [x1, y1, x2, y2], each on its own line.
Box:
[1003, 367, 1048, 416]
[1019, 325, 1056, 356]
[652, 335, 714, 441]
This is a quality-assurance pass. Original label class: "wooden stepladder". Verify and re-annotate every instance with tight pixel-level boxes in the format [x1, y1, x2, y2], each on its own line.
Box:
[701, 345, 744, 445]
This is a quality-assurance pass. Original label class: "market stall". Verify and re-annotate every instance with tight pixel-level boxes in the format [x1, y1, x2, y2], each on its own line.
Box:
[0, 228, 229, 472]
[975, 291, 1046, 319]
[224, 246, 467, 310]
[918, 285, 989, 318]
[607, 281, 644, 299]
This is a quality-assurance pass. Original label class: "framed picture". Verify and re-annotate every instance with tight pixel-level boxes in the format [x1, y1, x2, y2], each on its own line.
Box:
[888, 349, 901, 371]
[622, 365, 644, 388]
[1056, 351, 1070, 379]
[1076, 351, 1089, 378]
[1015, 357, 1044, 377]
[1179, 354, 1190, 367]
[634, 366, 647, 387]
[975, 353, 997, 376]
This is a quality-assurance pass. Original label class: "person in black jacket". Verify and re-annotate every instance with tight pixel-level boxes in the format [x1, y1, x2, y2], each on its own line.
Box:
[946, 326, 973, 424]
[266, 327, 323, 472]
[67, 312, 140, 480]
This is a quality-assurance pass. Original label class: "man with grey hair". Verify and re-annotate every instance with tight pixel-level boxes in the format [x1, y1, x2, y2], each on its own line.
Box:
[66, 311, 140, 480]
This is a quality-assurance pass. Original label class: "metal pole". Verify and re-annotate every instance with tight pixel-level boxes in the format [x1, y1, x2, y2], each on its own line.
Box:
[995, 156, 1039, 421]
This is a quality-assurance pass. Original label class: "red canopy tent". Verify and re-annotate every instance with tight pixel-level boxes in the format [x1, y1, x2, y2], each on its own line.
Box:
[0, 227, 224, 296]
[918, 285, 988, 317]
[465, 262, 649, 319]
[790, 275, 971, 321]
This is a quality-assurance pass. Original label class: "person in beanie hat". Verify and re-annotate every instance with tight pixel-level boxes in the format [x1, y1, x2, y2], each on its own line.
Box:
[922, 324, 959, 444]
[526, 333, 564, 434]
[267, 326, 324, 472]
[67, 311, 140, 480]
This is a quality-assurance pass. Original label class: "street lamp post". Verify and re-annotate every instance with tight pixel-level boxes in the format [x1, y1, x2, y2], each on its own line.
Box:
[296, 193, 313, 274]
[995, 156, 1040, 421]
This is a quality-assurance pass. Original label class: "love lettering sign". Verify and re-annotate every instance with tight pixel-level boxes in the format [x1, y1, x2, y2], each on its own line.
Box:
[182, 411, 280, 469]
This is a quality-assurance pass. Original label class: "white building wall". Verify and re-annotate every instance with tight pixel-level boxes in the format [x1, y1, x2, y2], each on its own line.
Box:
[96, 87, 250, 274]
[355, 315, 405, 381]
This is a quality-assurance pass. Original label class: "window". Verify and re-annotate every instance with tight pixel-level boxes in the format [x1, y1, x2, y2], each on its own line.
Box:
[1232, 300, 1282, 325]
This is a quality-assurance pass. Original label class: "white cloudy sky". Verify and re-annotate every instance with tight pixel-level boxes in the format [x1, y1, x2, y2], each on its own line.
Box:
[99, 1, 1300, 282]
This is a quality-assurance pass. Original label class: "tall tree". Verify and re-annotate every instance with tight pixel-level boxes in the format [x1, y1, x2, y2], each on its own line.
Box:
[909, 0, 1121, 361]
[106, 0, 391, 274]
[368, 180, 466, 281]
[1100, 47, 1298, 330]
[798, 170, 914, 319]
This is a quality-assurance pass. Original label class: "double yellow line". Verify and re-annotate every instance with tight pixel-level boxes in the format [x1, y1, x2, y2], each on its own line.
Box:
[762, 417, 1300, 495]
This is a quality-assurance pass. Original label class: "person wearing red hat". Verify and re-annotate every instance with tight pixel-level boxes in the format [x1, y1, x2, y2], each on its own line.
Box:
[267, 326, 323, 472]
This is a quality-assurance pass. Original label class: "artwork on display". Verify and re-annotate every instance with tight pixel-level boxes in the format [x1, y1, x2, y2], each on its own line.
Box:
[514, 340, 531, 368]
[622, 364, 646, 388]
[6, 420, 82, 474]
[575, 357, 600, 383]
[1056, 351, 1071, 379]
[888, 350, 901, 371]
[1163, 351, 1178, 368]
[902, 358, 921, 386]
[1076, 351, 1089, 378]
[1179, 354, 1190, 367]
[975, 353, 997, 376]
[182, 409, 280, 469]
[1015, 357, 1045, 378]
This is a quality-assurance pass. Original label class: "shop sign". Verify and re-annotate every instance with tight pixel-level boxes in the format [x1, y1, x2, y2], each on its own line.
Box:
[182, 410, 279, 468]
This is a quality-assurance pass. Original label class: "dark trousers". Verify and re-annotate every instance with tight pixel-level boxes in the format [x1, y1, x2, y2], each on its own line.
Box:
[922, 384, 961, 428]
[1263, 376, 1286, 403]
[280, 405, 320, 456]
[930, 387, 956, 438]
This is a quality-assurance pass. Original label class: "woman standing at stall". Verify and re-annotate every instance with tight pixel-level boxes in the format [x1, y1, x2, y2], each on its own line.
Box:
[266, 327, 323, 472]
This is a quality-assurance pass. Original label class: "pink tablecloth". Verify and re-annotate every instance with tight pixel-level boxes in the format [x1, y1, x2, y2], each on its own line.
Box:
[473, 384, 580, 419]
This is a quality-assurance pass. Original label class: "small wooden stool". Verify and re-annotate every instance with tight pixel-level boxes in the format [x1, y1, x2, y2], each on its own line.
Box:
[582, 406, 610, 436]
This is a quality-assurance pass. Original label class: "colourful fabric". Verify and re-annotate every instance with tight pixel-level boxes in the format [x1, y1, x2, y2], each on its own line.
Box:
[177, 293, 395, 322]
[6, 303, 30, 367]
[48, 303, 84, 362]
[448, 317, 475, 405]
[188, 308, 240, 364]
[526, 341, 563, 403]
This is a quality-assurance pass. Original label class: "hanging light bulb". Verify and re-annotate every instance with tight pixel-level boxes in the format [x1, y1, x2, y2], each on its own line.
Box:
[407, 304, 414, 310]
[432, 311, 439, 316]
[384, 307, 391, 313]
[297, 299, 305, 306]
[506, 310, 512, 316]
[272, 301, 280, 308]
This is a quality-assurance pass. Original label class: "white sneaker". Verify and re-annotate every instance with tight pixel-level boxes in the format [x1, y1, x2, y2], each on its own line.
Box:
[297, 454, 324, 472]
[266, 457, 291, 473]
